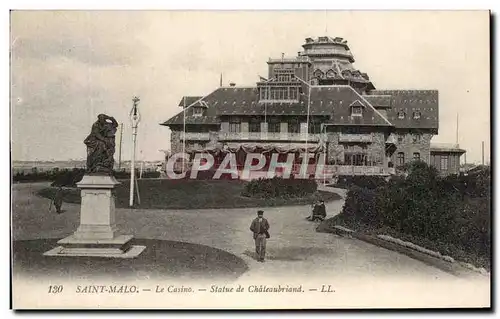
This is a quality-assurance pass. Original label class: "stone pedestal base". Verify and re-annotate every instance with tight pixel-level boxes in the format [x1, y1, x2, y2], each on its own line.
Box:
[44, 175, 145, 258]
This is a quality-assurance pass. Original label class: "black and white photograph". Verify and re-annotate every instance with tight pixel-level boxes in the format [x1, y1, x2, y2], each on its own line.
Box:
[10, 10, 491, 309]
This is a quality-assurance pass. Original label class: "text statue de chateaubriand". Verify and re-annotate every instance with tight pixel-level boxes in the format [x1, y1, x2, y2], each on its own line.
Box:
[84, 114, 118, 175]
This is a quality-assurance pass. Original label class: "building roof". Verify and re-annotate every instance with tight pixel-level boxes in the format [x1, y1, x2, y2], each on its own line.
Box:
[364, 95, 392, 108]
[309, 86, 392, 126]
[162, 85, 394, 126]
[430, 143, 466, 154]
[177, 96, 203, 107]
[372, 90, 439, 129]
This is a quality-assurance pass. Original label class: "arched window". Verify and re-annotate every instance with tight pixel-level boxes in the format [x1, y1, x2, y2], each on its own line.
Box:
[398, 111, 406, 119]
[313, 69, 324, 78]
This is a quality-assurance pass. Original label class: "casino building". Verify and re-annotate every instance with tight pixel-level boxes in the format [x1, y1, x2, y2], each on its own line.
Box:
[161, 36, 465, 178]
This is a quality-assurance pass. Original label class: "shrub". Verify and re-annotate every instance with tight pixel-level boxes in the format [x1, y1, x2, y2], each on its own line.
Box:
[337, 161, 491, 267]
[335, 175, 387, 190]
[13, 167, 161, 187]
[242, 176, 317, 199]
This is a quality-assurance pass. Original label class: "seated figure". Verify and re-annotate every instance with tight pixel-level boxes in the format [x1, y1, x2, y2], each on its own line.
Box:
[306, 200, 327, 222]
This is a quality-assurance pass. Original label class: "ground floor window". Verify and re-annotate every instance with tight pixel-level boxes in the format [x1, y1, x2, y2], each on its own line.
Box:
[413, 152, 420, 161]
[397, 152, 405, 166]
[440, 156, 449, 170]
[229, 117, 241, 133]
[267, 119, 281, 133]
[288, 120, 300, 134]
[344, 153, 369, 166]
[249, 119, 261, 133]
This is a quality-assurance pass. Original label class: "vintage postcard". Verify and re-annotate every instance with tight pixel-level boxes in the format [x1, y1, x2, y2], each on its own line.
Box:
[10, 10, 491, 309]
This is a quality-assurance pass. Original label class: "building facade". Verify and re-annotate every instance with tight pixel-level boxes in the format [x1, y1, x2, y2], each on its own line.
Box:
[429, 144, 466, 176]
[162, 36, 463, 177]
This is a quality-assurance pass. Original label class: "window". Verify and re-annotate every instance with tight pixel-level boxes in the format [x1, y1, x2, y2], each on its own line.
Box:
[267, 119, 281, 133]
[397, 152, 405, 166]
[412, 134, 422, 143]
[398, 111, 405, 119]
[314, 69, 323, 78]
[351, 106, 362, 116]
[413, 111, 421, 119]
[308, 121, 321, 134]
[229, 117, 241, 133]
[249, 118, 261, 133]
[413, 152, 420, 161]
[192, 107, 203, 117]
[275, 69, 293, 82]
[440, 156, 449, 171]
[288, 119, 300, 133]
[397, 135, 404, 143]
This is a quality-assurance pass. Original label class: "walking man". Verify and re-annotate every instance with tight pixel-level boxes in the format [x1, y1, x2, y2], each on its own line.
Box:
[249, 210, 270, 262]
[53, 186, 64, 214]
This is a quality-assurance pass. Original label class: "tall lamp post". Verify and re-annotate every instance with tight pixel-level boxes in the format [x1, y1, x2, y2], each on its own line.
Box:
[129, 96, 141, 207]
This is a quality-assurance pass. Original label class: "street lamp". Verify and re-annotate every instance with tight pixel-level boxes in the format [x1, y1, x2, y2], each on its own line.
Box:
[129, 96, 141, 207]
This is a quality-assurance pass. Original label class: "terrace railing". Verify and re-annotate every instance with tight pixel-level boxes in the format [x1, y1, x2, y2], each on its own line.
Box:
[180, 132, 211, 141]
[219, 132, 320, 142]
[338, 133, 373, 143]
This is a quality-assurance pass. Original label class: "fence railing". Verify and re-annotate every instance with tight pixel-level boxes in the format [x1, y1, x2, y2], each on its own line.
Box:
[180, 132, 210, 141]
[219, 132, 320, 142]
[338, 133, 373, 143]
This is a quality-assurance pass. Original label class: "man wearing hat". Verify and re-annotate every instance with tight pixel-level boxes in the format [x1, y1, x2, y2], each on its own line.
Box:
[249, 210, 270, 262]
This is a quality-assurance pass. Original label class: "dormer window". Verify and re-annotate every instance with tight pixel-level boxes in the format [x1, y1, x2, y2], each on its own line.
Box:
[193, 107, 203, 117]
[349, 100, 364, 117]
[413, 111, 421, 119]
[398, 111, 406, 119]
[351, 106, 362, 116]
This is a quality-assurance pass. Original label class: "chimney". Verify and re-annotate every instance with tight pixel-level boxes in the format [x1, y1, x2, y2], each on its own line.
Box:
[229, 82, 236, 87]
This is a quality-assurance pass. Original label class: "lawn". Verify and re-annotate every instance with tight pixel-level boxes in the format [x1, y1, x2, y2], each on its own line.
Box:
[38, 179, 342, 210]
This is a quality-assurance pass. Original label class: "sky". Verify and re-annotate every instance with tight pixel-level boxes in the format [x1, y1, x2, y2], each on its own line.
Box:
[10, 10, 490, 164]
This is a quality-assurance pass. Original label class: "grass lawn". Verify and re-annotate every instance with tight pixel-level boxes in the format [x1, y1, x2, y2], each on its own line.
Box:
[13, 238, 248, 281]
[322, 214, 491, 271]
[38, 179, 342, 210]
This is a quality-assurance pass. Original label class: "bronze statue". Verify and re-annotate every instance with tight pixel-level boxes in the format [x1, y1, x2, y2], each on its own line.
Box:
[84, 114, 118, 175]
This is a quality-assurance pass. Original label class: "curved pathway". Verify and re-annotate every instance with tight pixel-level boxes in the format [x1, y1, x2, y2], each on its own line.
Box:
[12, 183, 489, 285]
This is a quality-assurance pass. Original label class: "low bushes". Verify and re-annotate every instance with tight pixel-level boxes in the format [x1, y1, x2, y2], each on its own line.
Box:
[13, 167, 161, 187]
[13, 168, 86, 186]
[338, 161, 491, 269]
[335, 175, 387, 190]
[242, 176, 318, 199]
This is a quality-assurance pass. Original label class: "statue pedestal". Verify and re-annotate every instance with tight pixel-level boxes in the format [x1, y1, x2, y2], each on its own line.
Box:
[44, 175, 146, 258]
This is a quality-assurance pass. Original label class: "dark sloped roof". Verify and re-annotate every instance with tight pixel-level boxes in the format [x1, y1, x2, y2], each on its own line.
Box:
[309, 86, 392, 126]
[161, 95, 220, 126]
[364, 95, 392, 108]
[161, 114, 220, 126]
[203, 87, 311, 116]
[177, 96, 203, 107]
[372, 90, 439, 129]
[162, 87, 437, 129]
